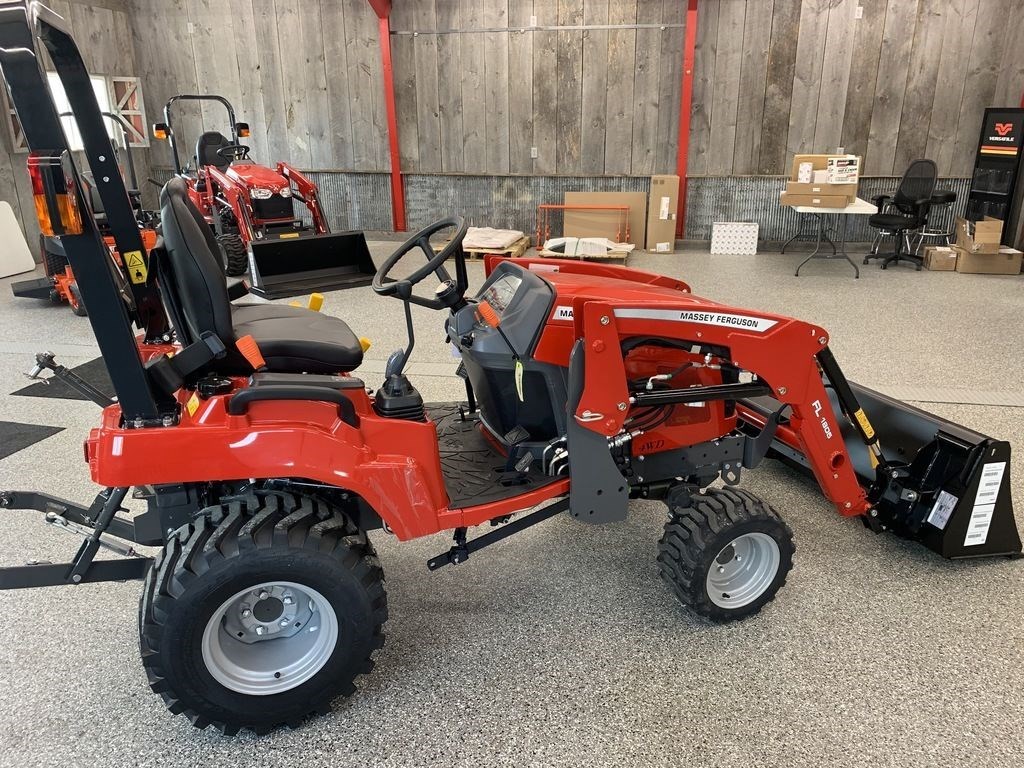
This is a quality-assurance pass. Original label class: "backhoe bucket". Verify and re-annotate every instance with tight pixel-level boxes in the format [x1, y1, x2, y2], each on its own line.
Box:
[246, 231, 376, 300]
[740, 383, 1021, 559]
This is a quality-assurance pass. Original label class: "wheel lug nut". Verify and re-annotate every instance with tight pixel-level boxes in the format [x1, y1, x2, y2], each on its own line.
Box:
[255, 626, 265, 636]
[735, 556, 742, 562]
[282, 595, 294, 605]
[717, 565, 725, 573]
[241, 608, 251, 618]
[259, 590, 270, 600]
[279, 618, 289, 627]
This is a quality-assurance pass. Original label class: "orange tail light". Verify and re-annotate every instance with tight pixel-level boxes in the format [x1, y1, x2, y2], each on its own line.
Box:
[27, 151, 83, 237]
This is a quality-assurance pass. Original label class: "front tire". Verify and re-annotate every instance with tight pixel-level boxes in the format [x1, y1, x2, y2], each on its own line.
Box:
[657, 487, 794, 622]
[216, 233, 249, 277]
[139, 491, 387, 734]
[68, 281, 88, 316]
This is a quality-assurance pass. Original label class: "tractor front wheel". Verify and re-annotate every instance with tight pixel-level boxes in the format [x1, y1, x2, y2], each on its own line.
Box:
[68, 281, 87, 316]
[138, 491, 387, 734]
[657, 487, 794, 622]
[216, 233, 249, 277]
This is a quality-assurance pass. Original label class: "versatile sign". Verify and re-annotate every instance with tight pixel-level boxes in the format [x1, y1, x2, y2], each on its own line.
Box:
[980, 111, 1021, 157]
[613, 307, 779, 333]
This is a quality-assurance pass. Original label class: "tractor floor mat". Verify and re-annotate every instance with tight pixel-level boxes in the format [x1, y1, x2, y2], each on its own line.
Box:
[11, 357, 111, 401]
[0, 421, 63, 460]
[428, 403, 562, 509]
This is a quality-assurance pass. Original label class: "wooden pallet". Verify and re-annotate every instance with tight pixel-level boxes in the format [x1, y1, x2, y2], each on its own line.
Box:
[433, 235, 531, 259]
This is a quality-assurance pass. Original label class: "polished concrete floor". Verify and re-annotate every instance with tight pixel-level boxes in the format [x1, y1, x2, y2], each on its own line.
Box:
[0, 244, 1022, 767]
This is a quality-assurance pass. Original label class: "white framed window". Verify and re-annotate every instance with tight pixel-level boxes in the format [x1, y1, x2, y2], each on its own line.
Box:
[47, 71, 112, 150]
[3, 72, 149, 153]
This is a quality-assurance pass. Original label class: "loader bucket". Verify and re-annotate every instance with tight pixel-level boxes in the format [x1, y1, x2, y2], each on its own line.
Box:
[246, 230, 376, 300]
[739, 383, 1021, 559]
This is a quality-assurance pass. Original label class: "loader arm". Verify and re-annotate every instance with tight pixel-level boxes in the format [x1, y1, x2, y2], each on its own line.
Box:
[570, 299, 872, 519]
[276, 162, 329, 234]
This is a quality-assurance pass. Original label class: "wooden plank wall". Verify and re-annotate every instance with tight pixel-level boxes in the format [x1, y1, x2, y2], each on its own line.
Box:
[694, 0, 1024, 178]
[129, 0, 685, 176]
[0, 0, 139, 247]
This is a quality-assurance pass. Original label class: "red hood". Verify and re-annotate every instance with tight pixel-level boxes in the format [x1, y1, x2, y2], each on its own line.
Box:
[224, 163, 287, 189]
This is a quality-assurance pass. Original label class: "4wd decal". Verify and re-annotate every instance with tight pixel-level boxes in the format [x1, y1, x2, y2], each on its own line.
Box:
[613, 308, 778, 333]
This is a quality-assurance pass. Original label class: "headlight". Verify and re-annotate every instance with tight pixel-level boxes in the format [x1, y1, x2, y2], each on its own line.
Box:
[279, 187, 292, 198]
[250, 188, 273, 200]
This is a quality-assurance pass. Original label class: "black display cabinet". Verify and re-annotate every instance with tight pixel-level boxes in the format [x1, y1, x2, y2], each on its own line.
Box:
[965, 107, 1024, 245]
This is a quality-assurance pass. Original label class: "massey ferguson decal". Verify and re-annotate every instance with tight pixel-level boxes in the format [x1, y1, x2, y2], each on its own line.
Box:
[613, 307, 778, 333]
[553, 305, 574, 321]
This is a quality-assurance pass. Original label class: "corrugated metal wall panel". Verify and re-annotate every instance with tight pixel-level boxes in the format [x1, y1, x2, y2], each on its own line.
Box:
[267, 173, 971, 245]
[684, 176, 971, 243]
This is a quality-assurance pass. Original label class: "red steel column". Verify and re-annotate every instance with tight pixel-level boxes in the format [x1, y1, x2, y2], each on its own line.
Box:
[675, 0, 699, 239]
[370, 0, 406, 231]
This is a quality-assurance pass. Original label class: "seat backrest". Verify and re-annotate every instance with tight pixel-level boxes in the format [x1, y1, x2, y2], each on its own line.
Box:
[159, 177, 234, 347]
[195, 131, 232, 171]
[893, 159, 938, 220]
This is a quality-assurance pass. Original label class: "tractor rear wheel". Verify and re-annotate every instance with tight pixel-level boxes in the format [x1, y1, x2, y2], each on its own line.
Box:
[657, 487, 794, 622]
[216, 233, 248, 277]
[138, 491, 387, 734]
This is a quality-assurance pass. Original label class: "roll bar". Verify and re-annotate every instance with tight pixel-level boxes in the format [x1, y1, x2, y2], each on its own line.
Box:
[0, 0, 174, 423]
[161, 94, 239, 175]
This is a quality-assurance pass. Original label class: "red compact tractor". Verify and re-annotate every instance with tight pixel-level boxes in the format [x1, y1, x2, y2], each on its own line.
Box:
[151, 94, 374, 296]
[10, 111, 157, 316]
[0, 3, 1019, 736]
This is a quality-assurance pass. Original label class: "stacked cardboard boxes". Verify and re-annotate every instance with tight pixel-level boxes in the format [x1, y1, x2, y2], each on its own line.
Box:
[952, 217, 1023, 275]
[780, 154, 861, 208]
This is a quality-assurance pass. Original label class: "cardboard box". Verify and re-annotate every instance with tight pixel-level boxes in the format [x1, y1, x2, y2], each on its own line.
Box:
[922, 246, 958, 271]
[785, 181, 857, 201]
[954, 217, 1003, 254]
[790, 154, 861, 184]
[780, 192, 851, 208]
[954, 245, 1022, 275]
[827, 156, 860, 184]
[644, 175, 680, 252]
[564, 191, 647, 248]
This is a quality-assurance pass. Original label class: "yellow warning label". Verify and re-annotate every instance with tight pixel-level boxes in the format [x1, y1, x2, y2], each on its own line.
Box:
[186, 392, 200, 417]
[853, 408, 876, 440]
[279, 232, 300, 239]
[125, 250, 148, 284]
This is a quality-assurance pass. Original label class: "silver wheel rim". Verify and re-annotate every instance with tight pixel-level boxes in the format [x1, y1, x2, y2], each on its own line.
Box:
[201, 581, 339, 696]
[705, 532, 781, 609]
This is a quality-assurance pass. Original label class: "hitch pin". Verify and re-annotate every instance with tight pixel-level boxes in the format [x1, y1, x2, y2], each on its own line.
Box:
[44, 512, 140, 558]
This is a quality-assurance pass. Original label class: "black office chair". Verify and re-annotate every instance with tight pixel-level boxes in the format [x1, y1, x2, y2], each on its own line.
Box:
[864, 159, 938, 270]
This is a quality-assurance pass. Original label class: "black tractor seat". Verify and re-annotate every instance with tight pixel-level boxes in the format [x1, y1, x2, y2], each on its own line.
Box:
[195, 130, 233, 171]
[158, 177, 363, 375]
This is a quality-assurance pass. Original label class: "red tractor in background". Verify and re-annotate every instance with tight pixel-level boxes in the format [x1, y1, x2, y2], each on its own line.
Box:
[11, 111, 158, 316]
[151, 94, 374, 296]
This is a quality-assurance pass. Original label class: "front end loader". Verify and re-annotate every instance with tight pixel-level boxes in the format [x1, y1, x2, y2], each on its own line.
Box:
[152, 93, 374, 296]
[0, 0, 1017, 736]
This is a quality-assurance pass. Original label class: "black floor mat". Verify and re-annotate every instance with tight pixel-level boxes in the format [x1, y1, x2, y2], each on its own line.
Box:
[429, 403, 561, 509]
[0, 421, 64, 460]
[11, 357, 112, 401]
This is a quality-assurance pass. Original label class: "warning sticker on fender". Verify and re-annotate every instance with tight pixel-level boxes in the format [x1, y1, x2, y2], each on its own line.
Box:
[964, 461, 1006, 546]
[613, 308, 778, 333]
[926, 490, 958, 530]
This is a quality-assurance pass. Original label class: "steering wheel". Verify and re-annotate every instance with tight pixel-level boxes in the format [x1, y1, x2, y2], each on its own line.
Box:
[216, 144, 251, 162]
[372, 216, 469, 310]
